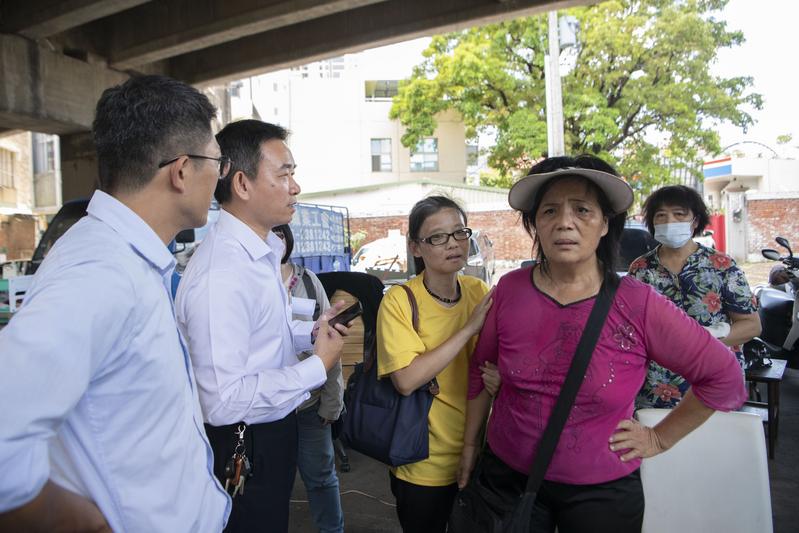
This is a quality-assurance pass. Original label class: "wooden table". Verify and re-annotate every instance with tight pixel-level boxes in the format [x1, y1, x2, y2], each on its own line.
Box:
[743, 358, 787, 459]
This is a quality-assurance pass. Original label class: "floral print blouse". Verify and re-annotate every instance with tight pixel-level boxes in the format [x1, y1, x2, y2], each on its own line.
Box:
[628, 244, 757, 408]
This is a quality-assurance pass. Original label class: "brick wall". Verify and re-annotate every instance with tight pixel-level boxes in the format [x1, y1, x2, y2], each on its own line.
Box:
[350, 209, 535, 261]
[0, 214, 36, 260]
[748, 197, 799, 254]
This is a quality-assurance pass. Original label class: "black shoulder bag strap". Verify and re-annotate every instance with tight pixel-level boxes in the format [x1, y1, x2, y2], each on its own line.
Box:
[508, 279, 619, 529]
[363, 284, 419, 372]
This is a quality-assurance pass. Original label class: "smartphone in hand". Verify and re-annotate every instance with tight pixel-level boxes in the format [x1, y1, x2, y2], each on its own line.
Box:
[328, 301, 363, 328]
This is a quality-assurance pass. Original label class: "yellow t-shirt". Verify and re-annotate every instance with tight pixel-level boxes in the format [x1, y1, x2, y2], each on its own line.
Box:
[376, 272, 489, 486]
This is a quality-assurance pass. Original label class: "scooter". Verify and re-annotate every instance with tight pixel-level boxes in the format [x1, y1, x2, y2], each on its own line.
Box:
[744, 236, 799, 369]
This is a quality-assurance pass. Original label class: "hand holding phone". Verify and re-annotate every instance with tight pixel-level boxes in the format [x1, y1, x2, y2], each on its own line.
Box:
[328, 301, 363, 329]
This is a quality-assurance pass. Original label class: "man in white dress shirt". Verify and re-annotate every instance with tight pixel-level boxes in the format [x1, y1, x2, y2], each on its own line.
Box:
[0, 75, 231, 531]
[176, 119, 345, 532]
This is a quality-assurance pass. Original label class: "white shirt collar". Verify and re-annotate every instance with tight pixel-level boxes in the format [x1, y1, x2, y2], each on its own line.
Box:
[86, 190, 175, 274]
[216, 208, 285, 262]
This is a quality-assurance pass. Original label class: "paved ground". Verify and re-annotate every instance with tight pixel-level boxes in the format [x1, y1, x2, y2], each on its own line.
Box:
[289, 450, 400, 532]
[740, 260, 775, 288]
[291, 372, 799, 533]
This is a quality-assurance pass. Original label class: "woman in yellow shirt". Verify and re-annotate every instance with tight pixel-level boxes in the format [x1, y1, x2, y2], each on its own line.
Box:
[377, 196, 495, 533]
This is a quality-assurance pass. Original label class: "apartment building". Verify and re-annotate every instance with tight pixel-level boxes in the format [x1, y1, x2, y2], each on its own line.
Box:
[0, 132, 61, 262]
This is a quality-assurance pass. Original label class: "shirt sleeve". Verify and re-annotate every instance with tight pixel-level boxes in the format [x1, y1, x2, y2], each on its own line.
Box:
[376, 285, 426, 379]
[467, 280, 500, 400]
[721, 260, 758, 315]
[177, 269, 326, 426]
[641, 285, 746, 411]
[627, 255, 654, 283]
[0, 259, 135, 511]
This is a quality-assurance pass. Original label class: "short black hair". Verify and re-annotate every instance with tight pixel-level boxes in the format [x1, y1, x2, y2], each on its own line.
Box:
[520, 155, 626, 289]
[642, 185, 709, 237]
[274, 223, 294, 264]
[408, 195, 467, 274]
[215, 120, 289, 204]
[92, 75, 216, 194]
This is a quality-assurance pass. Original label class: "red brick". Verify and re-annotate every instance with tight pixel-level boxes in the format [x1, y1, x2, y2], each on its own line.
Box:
[747, 198, 799, 253]
[351, 210, 535, 261]
[0, 215, 36, 260]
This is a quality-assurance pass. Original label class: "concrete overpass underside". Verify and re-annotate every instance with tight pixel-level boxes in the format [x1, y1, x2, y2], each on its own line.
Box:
[0, 0, 581, 199]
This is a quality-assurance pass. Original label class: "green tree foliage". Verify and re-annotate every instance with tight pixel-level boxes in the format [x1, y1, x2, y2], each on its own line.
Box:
[390, 0, 762, 196]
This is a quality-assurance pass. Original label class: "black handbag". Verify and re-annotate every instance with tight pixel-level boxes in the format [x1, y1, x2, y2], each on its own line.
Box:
[448, 281, 618, 532]
[340, 284, 439, 467]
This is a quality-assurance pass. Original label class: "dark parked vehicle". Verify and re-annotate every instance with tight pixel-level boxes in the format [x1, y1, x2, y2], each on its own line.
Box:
[25, 199, 89, 275]
[619, 222, 658, 272]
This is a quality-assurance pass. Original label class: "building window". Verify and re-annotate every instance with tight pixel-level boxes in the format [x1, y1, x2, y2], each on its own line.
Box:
[323, 57, 346, 79]
[33, 133, 57, 174]
[370, 138, 392, 172]
[364, 80, 399, 101]
[0, 149, 14, 188]
[410, 138, 438, 172]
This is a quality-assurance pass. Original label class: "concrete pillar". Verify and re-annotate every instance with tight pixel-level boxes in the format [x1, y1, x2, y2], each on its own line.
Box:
[725, 191, 748, 263]
[60, 133, 98, 202]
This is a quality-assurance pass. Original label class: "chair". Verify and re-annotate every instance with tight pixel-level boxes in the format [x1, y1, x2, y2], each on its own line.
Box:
[0, 275, 33, 313]
[317, 272, 386, 472]
[637, 408, 773, 533]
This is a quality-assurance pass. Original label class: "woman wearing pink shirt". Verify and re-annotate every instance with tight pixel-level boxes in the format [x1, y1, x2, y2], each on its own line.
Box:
[457, 155, 746, 532]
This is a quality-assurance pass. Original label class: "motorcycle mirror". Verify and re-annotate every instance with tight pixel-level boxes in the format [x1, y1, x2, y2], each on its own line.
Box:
[762, 248, 782, 261]
[776, 236, 792, 255]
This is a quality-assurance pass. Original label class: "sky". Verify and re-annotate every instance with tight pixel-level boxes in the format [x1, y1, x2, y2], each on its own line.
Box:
[712, 0, 799, 158]
[351, 0, 799, 159]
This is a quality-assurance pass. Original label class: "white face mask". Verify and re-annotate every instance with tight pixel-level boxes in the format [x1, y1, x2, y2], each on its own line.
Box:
[654, 222, 694, 249]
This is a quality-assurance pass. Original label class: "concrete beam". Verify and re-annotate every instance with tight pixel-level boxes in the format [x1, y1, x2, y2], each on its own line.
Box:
[170, 0, 580, 86]
[0, 0, 151, 39]
[0, 34, 128, 135]
[107, 0, 390, 69]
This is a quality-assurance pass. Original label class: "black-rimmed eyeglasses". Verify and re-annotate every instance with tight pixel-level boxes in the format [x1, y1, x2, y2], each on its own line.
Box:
[419, 228, 472, 246]
[158, 154, 232, 179]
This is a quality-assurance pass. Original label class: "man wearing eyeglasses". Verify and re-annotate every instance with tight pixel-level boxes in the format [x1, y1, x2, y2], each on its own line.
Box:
[0, 75, 230, 531]
[176, 119, 347, 532]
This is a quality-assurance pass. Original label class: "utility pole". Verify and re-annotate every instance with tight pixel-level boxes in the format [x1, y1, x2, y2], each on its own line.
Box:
[545, 10, 565, 157]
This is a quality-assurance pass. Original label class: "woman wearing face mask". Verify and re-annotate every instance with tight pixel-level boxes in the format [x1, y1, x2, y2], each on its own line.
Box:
[628, 185, 761, 408]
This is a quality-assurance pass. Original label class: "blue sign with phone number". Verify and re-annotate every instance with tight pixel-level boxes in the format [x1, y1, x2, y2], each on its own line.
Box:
[290, 204, 346, 257]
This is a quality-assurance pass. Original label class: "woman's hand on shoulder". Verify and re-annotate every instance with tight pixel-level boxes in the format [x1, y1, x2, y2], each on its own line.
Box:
[609, 418, 666, 462]
[465, 286, 495, 337]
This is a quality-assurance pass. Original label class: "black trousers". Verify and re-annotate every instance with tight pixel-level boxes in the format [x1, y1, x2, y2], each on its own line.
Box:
[389, 471, 458, 533]
[205, 412, 298, 533]
[479, 446, 644, 533]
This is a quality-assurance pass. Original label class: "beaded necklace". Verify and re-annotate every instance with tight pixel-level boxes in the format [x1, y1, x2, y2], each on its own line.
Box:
[423, 279, 461, 304]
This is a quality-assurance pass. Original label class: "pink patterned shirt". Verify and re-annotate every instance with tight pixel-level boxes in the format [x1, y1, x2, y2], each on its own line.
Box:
[468, 267, 746, 485]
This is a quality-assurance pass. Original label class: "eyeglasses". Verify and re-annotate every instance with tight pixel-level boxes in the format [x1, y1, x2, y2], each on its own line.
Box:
[158, 154, 232, 179]
[419, 227, 472, 246]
